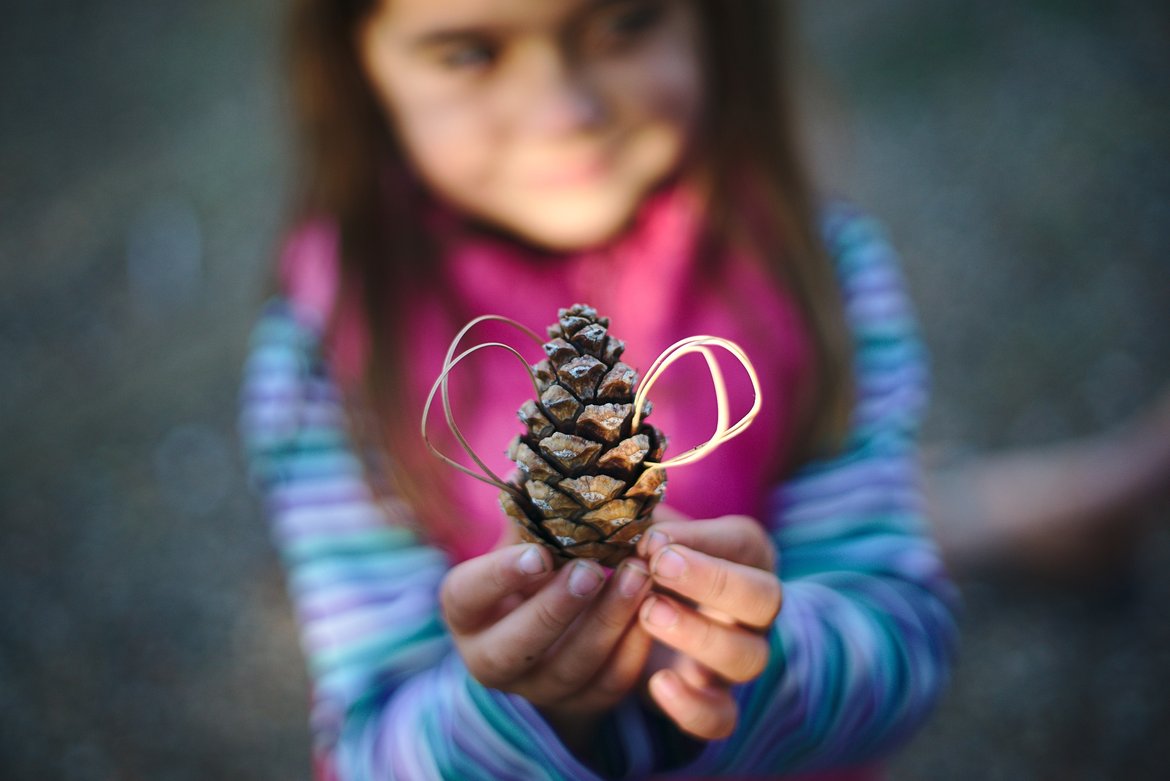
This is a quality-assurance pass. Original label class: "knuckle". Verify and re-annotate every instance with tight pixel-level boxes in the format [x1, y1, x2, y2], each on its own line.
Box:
[720, 514, 766, 563]
[438, 574, 460, 623]
[724, 514, 758, 539]
[533, 600, 570, 635]
[762, 547, 777, 572]
[683, 698, 736, 740]
[592, 604, 631, 634]
[756, 533, 778, 571]
[469, 651, 512, 689]
[692, 612, 717, 650]
[489, 556, 514, 594]
[704, 561, 731, 605]
[762, 579, 783, 623]
[729, 636, 769, 683]
[589, 671, 631, 704]
[588, 680, 635, 712]
[744, 576, 782, 628]
[750, 537, 774, 569]
[438, 573, 453, 608]
[710, 708, 738, 740]
[540, 664, 582, 694]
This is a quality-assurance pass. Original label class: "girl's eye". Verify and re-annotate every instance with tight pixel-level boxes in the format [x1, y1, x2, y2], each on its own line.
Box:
[591, 0, 665, 48]
[437, 41, 497, 72]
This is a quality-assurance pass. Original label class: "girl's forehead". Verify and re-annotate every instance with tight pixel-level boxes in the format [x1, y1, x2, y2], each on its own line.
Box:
[383, 0, 634, 32]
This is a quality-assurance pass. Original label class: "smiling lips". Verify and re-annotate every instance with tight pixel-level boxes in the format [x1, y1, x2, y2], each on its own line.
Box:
[527, 155, 610, 189]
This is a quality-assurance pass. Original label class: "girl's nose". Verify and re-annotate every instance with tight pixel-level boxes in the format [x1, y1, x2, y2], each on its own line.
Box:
[518, 47, 606, 137]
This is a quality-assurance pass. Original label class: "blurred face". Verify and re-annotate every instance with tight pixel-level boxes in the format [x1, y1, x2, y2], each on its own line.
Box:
[356, 0, 704, 251]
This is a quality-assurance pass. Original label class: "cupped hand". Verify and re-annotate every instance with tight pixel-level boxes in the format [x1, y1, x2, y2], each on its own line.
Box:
[635, 511, 783, 740]
[439, 541, 655, 738]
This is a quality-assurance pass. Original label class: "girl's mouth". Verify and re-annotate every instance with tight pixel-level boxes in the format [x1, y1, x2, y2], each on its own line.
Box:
[527, 156, 609, 189]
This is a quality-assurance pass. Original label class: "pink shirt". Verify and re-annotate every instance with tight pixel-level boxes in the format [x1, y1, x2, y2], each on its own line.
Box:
[281, 182, 813, 562]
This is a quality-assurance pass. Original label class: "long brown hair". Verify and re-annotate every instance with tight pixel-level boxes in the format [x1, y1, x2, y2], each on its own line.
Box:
[276, 0, 853, 550]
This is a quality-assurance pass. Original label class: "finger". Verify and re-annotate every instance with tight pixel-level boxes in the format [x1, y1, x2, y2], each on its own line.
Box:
[637, 515, 776, 571]
[673, 653, 725, 691]
[484, 567, 555, 625]
[536, 559, 653, 696]
[639, 594, 770, 684]
[575, 622, 655, 712]
[648, 668, 737, 741]
[647, 544, 782, 630]
[464, 559, 606, 688]
[441, 544, 555, 634]
[651, 503, 691, 523]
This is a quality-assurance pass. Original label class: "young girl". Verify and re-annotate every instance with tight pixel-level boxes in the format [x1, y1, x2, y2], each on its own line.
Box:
[239, 0, 959, 778]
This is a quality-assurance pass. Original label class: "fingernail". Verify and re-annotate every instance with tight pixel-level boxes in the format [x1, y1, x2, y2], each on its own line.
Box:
[643, 529, 670, 559]
[568, 562, 603, 597]
[653, 670, 682, 700]
[617, 562, 649, 598]
[517, 545, 547, 575]
[652, 546, 686, 580]
[644, 596, 678, 628]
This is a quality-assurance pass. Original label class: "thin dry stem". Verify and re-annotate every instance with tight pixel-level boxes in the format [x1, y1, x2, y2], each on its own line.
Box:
[421, 315, 544, 493]
[633, 335, 762, 468]
[422, 314, 762, 490]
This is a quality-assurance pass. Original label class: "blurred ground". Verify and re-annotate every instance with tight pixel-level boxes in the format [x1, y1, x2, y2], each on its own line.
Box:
[1, 0, 1167, 779]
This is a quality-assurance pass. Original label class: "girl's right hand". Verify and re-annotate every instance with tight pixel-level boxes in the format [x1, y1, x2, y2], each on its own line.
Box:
[439, 543, 655, 742]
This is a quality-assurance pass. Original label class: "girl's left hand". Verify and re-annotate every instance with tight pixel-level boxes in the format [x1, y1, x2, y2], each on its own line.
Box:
[634, 511, 783, 740]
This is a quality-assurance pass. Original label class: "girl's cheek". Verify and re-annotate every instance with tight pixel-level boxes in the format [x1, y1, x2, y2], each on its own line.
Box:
[407, 133, 495, 198]
[395, 97, 501, 188]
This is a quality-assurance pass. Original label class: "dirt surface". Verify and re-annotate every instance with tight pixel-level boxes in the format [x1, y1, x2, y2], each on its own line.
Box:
[2, 0, 1167, 778]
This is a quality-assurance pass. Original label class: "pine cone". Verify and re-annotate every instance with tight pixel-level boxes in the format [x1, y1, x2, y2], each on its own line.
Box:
[498, 304, 667, 567]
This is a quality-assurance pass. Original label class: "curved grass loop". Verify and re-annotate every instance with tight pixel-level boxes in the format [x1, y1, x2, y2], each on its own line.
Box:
[421, 316, 762, 490]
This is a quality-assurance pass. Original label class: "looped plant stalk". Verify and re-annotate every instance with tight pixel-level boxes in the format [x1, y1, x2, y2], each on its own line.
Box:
[421, 315, 543, 494]
[631, 335, 762, 468]
[422, 315, 761, 489]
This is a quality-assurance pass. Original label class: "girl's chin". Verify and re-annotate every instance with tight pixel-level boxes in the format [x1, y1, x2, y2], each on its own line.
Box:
[493, 198, 643, 253]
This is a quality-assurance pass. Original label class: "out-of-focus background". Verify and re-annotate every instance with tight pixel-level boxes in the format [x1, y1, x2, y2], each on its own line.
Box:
[2, 0, 1167, 778]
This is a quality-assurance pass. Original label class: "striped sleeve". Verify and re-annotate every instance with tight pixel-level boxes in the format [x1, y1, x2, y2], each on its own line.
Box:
[237, 300, 655, 780]
[679, 204, 961, 776]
